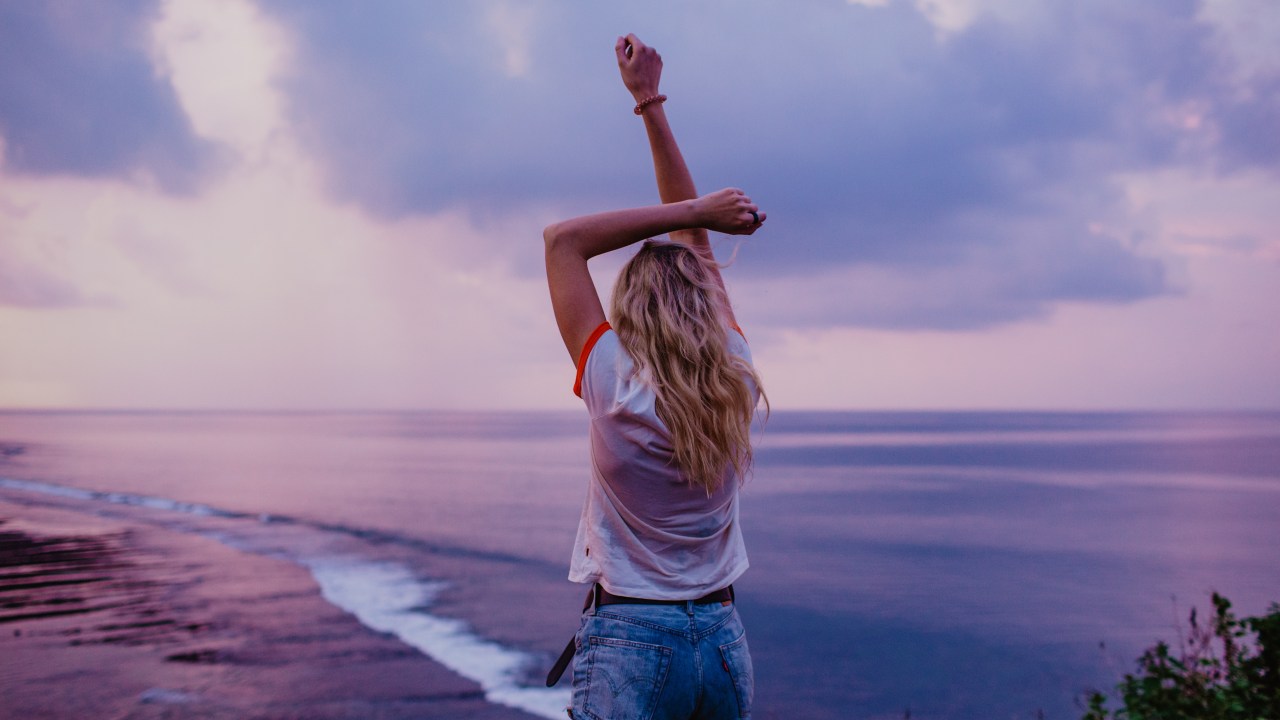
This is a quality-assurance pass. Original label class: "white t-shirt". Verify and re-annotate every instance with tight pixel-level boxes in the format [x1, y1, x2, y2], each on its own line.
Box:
[569, 322, 759, 599]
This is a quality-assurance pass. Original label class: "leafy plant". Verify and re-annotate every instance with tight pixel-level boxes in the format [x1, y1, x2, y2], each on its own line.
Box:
[1083, 593, 1280, 720]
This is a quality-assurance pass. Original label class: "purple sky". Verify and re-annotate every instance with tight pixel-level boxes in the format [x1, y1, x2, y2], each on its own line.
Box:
[1, 0, 1277, 410]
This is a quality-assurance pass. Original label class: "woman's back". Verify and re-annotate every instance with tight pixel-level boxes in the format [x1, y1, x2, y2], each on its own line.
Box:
[570, 326, 759, 600]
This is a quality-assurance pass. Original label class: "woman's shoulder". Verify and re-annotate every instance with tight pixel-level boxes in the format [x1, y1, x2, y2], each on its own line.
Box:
[726, 325, 752, 362]
[580, 328, 641, 409]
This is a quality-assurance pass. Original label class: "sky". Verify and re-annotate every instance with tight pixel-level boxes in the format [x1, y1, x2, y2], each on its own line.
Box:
[0, 0, 1277, 411]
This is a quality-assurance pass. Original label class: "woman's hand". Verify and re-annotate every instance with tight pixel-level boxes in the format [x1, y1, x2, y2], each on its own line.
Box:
[692, 188, 766, 235]
[616, 33, 662, 101]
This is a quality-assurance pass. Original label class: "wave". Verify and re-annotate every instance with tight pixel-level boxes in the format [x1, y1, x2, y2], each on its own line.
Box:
[0, 476, 571, 719]
[0, 476, 554, 568]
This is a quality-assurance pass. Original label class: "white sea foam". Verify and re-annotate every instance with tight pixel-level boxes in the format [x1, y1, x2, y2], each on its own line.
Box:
[0, 475, 571, 719]
[0, 476, 98, 500]
[306, 560, 571, 719]
[0, 477, 233, 516]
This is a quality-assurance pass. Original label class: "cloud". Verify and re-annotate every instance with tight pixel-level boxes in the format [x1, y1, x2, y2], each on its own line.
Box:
[735, 226, 1168, 331]
[1213, 70, 1280, 171]
[250, 0, 1276, 331]
[254, 1, 1254, 211]
[5, 0, 1276, 332]
[149, 0, 291, 159]
[0, 252, 89, 308]
[0, 0, 1275, 409]
[0, 191, 100, 309]
[0, 0, 579, 410]
[257, 1, 638, 219]
[0, 0, 218, 192]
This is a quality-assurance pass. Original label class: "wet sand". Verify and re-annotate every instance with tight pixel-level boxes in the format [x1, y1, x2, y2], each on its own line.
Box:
[0, 500, 539, 719]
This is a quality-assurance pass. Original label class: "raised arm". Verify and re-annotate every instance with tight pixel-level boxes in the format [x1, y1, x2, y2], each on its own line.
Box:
[544, 189, 762, 363]
[616, 36, 698, 210]
[616, 35, 765, 326]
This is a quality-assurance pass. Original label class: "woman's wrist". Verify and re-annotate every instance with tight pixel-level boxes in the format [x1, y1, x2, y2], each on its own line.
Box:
[659, 198, 701, 233]
[679, 197, 703, 228]
[633, 94, 667, 115]
[630, 86, 660, 102]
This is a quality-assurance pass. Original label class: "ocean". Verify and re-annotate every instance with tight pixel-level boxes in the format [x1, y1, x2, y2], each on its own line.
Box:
[1, 409, 1278, 719]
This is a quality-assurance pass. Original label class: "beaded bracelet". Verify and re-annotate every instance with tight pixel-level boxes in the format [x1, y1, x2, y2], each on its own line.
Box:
[633, 94, 667, 115]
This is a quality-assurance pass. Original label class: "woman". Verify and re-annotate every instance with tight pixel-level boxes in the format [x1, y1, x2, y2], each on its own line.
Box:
[543, 34, 767, 720]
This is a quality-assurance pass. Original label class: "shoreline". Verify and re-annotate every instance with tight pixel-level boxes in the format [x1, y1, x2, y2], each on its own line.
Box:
[0, 499, 540, 719]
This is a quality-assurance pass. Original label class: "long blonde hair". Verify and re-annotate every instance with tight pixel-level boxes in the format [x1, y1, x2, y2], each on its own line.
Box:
[610, 241, 767, 494]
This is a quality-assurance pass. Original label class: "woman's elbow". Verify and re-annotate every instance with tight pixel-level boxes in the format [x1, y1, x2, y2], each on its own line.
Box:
[544, 222, 581, 256]
[543, 222, 564, 249]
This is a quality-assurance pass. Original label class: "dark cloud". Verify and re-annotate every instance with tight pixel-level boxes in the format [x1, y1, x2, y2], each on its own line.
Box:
[252, 1, 1278, 328]
[260, 1, 638, 217]
[0, 0, 217, 192]
[734, 213, 1169, 331]
[1214, 70, 1280, 170]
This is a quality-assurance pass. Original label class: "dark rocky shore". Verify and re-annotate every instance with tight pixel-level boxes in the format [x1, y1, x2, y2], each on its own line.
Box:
[0, 501, 538, 719]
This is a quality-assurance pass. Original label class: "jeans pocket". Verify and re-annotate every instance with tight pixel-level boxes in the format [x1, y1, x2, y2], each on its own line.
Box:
[719, 633, 754, 718]
[575, 636, 673, 720]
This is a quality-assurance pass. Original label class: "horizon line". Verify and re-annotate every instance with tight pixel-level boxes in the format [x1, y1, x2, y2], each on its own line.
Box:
[2, 406, 1279, 415]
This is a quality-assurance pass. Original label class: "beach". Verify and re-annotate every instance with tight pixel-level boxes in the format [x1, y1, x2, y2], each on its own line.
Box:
[0, 498, 538, 720]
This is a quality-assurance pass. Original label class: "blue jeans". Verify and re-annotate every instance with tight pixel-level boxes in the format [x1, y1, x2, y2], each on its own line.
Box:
[569, 600, 753, 720]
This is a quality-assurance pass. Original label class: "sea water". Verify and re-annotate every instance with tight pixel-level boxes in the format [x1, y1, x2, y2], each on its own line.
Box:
[1, 410, 1278, 720]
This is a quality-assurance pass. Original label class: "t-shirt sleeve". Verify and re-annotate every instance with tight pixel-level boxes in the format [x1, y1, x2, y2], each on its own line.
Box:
[574, 323, 618, 416]
[728, 325, 753, 364]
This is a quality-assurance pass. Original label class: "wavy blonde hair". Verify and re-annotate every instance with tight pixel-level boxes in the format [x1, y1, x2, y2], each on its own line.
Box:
[610, 240, 767, 494]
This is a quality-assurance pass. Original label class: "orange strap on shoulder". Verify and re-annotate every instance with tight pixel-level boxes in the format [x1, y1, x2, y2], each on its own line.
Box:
[573, 322, 612, 398]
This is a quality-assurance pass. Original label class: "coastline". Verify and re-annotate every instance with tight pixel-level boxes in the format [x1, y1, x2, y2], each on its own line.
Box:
[4, 409, 1277, 719]
[0, 499, 540, 719]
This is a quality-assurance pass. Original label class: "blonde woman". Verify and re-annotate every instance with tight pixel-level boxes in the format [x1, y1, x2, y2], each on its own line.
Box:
[543, 34, 767, 720]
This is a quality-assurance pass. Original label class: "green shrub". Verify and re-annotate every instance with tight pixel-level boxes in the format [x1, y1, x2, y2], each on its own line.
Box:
[1083, 593, 1280, 720]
